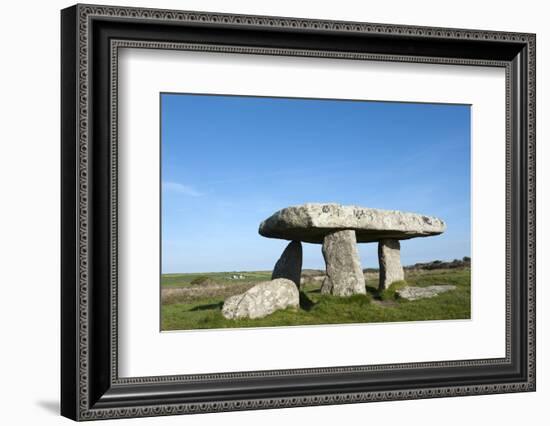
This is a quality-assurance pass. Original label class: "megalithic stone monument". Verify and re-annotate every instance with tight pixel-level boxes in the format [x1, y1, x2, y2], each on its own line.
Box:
[259, 203, 446, 295]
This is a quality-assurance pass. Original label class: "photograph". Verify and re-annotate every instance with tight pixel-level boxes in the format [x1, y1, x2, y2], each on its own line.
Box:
[160, 93, 472, 331]
[58, 3, 536, 420]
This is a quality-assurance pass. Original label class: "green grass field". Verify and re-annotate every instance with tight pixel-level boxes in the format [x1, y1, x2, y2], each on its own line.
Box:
[160, 268, 470, 331]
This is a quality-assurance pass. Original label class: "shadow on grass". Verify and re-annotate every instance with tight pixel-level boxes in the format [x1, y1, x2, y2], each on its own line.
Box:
[190, 302, 224, 312]
[299, 291, 317, 311]
[365, 286, 379, 298]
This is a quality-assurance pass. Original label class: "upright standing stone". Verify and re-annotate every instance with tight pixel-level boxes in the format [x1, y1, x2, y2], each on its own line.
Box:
[272, 241, 302, 288]
[321, 230, 366, 296]
[378, 239, 404, 290]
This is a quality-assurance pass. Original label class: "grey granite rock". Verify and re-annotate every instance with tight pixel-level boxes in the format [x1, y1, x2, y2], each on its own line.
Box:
[378, 239, 405, 290]
[320, 230, 367, 296]
[221, 278, 299, 320]
[396, 285, 457, 301]
[259, 203, 446, 244]
[272, 241, 302, 288]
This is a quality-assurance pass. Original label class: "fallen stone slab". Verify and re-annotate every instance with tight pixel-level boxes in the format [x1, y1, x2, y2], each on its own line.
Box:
[221, 278, 299, 320]
[272, 241, 302, 288]
[259, 203, 445, 244]
[321, 230, 366, 296]
[396, 285, 457, 301]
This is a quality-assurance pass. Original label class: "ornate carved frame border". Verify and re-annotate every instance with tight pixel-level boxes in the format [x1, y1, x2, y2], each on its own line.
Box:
[61, 3, 536, 421]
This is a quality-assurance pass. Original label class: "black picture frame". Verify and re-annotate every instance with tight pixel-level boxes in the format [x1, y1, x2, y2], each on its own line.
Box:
[61, 4, 536, 421]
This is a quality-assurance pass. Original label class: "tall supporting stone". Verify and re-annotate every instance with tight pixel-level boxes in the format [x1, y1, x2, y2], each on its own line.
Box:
[321, 230, 366, 296]
[378, 239, 404, 290]
[272, 241, 303, 288]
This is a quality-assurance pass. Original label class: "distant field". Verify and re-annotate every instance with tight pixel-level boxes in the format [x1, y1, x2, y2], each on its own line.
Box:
[160, 267, 471, 331]
[161, 271, 272, 288]
[160, 269, 326, 288]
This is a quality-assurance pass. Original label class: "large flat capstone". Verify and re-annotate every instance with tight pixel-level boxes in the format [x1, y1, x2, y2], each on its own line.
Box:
[259, 203, 446, 244]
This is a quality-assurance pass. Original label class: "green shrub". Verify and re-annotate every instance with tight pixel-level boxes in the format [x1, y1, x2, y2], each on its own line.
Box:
[190, 276, 211, 286]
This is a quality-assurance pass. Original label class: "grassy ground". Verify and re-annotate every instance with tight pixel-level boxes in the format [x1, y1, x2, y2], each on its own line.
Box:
[161, 268, 470, 331]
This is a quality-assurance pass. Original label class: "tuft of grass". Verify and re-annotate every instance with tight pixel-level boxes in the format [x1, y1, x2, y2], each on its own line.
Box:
[379, 280, 408, 301]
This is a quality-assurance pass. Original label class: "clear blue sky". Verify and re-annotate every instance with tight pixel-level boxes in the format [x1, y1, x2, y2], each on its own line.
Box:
[161, 93, 471, 273]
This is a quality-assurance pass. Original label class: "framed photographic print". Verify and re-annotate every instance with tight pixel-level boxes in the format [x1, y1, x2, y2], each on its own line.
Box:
[61, 4, 536, 421]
